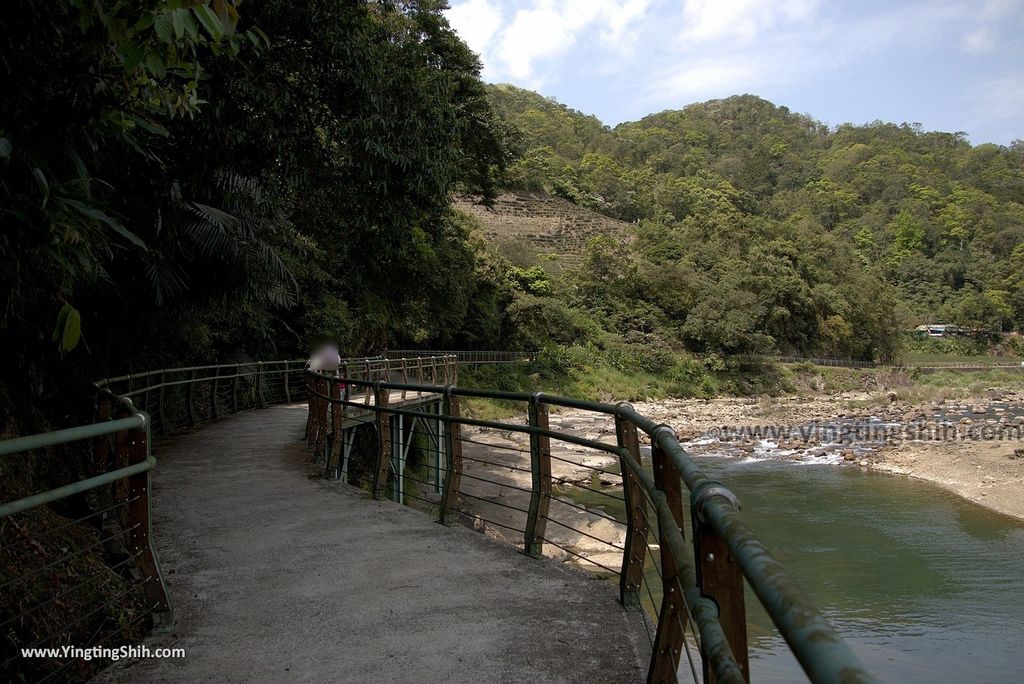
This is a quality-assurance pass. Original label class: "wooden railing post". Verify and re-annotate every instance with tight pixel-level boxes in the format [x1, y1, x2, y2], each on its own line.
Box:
[256, 361, 265, 408]
[615, 407, 648, 608]
[186, 368, 197, 426]
[401, 359, 408, 399]
[304, 373, 315, 445]
[363, 360, 372, 405]
[649, 428, 687, 683]
[523, 394, 552, 558]
[284, 360, 291, 403]
[313, 378, 329, 458]
[94, 397, 112, 476]
[124, 410, 173, 621]
[210, 367, 220, 420]
[372, 383, 391, 499]
[693, 485, 750, 683]
[231, 365, 240, 413]
[326, 379, 344, 476]
[439, 389, 463, 525]
[156, 371, 167, 436]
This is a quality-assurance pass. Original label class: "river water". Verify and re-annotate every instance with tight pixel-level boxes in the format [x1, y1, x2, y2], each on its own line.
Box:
[697, 457, 1024, 682]
[458, 409, 1024, 681]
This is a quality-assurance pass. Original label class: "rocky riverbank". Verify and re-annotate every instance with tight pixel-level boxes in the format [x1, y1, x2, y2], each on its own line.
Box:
[629, 389, 1024, 520]
[444, 386, 1024, 574]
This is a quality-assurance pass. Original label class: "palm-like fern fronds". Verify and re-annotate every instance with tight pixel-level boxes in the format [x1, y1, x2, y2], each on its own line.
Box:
[163, 170, 299, 307]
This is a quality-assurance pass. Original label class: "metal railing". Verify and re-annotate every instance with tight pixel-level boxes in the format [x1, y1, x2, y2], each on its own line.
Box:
[386, 349, 538, 365]
[1, 352, 876, 682]
[772, 356, 877, 368]
[305, 368, 875, 684]
[0, 357, 324, 680]
[94, 359, 310, 439]
[0, 394, 170, 682]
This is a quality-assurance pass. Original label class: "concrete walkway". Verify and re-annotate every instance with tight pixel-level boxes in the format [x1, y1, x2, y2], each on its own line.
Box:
[98, 404, 649, 683]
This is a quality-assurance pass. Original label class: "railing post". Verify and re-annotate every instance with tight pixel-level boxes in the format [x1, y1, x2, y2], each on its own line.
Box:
[210, 367, 220, 421]
[304, 372, 315, 445]
[156, 371, 167, 436]
[615, 406, 648, 608]
[401, 359, 408, 399]
[284, 360, 291, 403]
[231, 366, 240, 413]
[650, 428, 687, 683]
[523, 394, 552, 558]
[256, 361, 265, 408]
[693, 484, 749, 683]
[439, 389, 463, 525]
[364, 360, 372, 405]
[313, 378, 329, 459]
[94, 397, 112, 476]
[372, 382, 391, 499]
[326, 379, 344, 476]
[123, 408, 173, 622]
[186, 368, 197, 426]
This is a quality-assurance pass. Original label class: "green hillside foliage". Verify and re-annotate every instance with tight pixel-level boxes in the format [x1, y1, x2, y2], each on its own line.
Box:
[486, 85, 1024, 360]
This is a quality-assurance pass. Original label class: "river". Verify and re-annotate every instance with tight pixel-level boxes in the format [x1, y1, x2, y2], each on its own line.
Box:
[688, 457, 1024, 682]
[449, 406, 1024, 682]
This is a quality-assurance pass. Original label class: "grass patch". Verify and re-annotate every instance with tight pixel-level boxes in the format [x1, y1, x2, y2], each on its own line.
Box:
[455, 345, 796, 418]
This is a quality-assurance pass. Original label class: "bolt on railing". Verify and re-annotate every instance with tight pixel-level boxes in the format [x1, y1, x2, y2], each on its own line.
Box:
[304, 367, 875, 684]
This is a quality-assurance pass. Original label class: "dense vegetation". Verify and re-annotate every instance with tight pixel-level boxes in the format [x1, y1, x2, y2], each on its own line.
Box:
[3, 3, 1023, 426]
[485, 85, 1024, 362]
[0, 0, 515, 429]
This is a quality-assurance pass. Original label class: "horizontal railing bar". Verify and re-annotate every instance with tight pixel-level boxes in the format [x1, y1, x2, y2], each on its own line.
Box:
[96, 359, 307, 386]
[0, 415, 146, 457]
[118, 368, 296, 397]
[0, 456, 156, 519]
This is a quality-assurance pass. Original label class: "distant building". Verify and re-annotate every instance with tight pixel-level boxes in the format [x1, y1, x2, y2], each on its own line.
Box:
[914, 324, 962, 338]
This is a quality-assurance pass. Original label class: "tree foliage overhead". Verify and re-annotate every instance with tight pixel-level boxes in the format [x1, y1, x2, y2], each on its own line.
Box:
[0, 0, 511, 423]
[486, 85, 1024, 359]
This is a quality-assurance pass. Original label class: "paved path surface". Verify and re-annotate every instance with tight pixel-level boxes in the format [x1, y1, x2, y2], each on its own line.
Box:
[98, 404, 649, 683]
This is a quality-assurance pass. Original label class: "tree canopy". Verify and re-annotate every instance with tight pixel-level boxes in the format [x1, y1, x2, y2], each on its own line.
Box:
[485, 85, 1024, 359]
[0, 0, 512, 422]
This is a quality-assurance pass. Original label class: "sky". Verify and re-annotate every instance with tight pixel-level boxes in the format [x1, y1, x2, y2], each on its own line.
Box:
[445, 0, 1024, 145]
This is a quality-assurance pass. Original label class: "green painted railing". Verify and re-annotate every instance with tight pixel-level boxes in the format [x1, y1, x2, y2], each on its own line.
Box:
[0, 394, 170, 681]
[305, 366, 876, 684]
[386, 349, 537, 365]
[1, 352, 874, 682]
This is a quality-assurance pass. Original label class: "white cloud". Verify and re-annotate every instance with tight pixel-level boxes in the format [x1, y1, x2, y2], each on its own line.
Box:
[961, 0, 1023, 55]
[964, 73, 1024, 141]
[680, 0, 820, 43]
[963, 28, 996, 55]
[650, 57, 766, 102]
[647, 2, 965, 106]
[445, 0, 1024, 142]
[446, 0, 652, 85]
[446, 0, 504, 58]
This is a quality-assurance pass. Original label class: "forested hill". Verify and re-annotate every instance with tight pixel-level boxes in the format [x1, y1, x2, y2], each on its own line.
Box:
[485, 84, 1024, 354]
